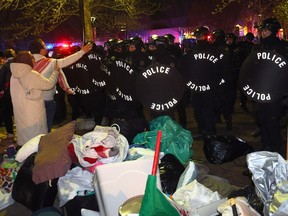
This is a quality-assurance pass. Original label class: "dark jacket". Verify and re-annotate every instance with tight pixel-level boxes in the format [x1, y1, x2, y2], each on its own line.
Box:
[0, 59, 12, 100]
[252, 35, 288, 59]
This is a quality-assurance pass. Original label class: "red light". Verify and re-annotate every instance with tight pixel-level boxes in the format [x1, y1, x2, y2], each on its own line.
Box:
[62, 43, 70, 49]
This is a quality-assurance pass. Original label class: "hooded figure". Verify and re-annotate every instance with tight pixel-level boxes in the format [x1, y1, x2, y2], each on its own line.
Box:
[10, 51, 59, 146]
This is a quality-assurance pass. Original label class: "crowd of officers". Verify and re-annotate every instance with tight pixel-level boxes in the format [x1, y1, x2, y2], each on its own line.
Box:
[94, 18, 287, 157]
[88, 29, 254, 138]
[1, 17, 287, 157]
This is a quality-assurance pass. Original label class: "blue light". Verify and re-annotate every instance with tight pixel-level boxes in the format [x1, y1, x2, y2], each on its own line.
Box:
[46, 43, 54, 50]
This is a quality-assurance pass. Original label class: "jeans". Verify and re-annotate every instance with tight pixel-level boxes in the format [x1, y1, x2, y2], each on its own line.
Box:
[45, 100, 56, 132]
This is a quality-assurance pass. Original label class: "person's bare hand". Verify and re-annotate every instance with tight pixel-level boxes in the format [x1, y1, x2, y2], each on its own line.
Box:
[81, 43, 93, 53]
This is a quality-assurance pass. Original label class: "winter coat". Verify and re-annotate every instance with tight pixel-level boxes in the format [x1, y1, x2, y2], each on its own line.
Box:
[10, 62, 59, 146]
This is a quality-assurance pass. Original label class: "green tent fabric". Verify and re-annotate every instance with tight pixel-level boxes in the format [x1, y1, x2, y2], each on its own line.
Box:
[132, 115, 193, 164]
[139, 175, 180, 216]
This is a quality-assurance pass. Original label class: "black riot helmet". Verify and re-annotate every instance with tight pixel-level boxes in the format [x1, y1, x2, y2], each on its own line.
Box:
[155, 36, 169, 47]
[193, 26, 210, 40]
[245, 32, 255, 41]
[128, 36, 144, 50]
[212, 29, 225, 42]
[164, 34, 175, 40]
[255, 18, 281, 34]
[164, 34, 175, 44]
[105, 38, 118, 51]
[114, 39, 128, 53]
[225, 33, 238, 45]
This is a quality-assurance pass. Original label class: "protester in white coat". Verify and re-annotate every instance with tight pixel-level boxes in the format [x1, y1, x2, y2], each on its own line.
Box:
[10, 51, 59, 146]
[28, 38, 92, 132]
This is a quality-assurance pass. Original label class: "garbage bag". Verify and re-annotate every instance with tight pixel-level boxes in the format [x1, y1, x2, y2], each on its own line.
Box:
[228, 185, 264, 215]
[63, 194, 99, 216]
[132, 116, 193, 164]
[159, 154, 185, 195]
[247, 151, 288, 216]
[203, 134, 254, 164]
[12, 153, 58, 212]
[111, 117, 149, 144]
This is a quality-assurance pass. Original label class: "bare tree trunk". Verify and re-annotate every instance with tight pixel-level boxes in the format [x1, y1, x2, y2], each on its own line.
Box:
[79, 0, 93, 42]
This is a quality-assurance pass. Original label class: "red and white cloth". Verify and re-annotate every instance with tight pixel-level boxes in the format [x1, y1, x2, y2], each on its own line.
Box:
[69, 126, 129, 173]
[34, 57, 74, 95]
[32, 50, 85, 101]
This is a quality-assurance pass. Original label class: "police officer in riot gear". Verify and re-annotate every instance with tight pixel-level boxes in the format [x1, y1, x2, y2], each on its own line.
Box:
[113, 40, 128, 60]
[225, 32, 242, 107]
[238, 32, 255, 113]
[211, 29, 226, 46]
[146, 40, 158, 63]
[211, 29, 236, 130]
[252, 18, 288, 157]
[105, 38, 119, 62]
[181, 26, 220, 136]
[64, 42, 106, 125]
[125, 36, 151, 74]
[103, 36, 149, 142]
[239, 33, 255, 59]
[148, 36, 178, 67]
[160, 34, 190, 127]
[146, 35, 181, 120]
[164, 33, 183, 61]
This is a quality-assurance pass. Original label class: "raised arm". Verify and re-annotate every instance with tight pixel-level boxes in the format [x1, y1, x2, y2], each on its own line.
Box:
[56, 43, 93, 68]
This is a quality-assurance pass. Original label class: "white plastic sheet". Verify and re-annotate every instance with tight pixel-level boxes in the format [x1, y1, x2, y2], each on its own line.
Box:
[173, 180, 222, 211]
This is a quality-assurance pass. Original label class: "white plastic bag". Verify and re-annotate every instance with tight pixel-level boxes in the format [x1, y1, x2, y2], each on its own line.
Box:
[176, 161, 198, 190]
[172, 179, 222, 211]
